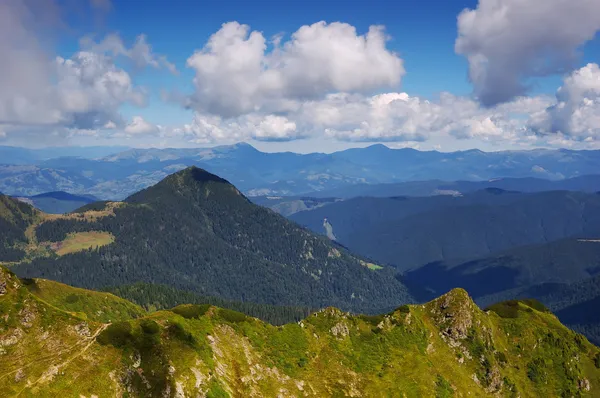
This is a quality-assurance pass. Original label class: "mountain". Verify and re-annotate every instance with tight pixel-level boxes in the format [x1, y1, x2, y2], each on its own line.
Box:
[290, 190, 600, 271]
[13, 191, 97, 214]
[306, 175, 600, 199]
[404, 238, 600, 301]
[4, 167, 412, 313]
[3, 144, 600, 199]
[2, 266, 599, 396]
[250, 196, 342, 216]
[0, 145, 130, 165]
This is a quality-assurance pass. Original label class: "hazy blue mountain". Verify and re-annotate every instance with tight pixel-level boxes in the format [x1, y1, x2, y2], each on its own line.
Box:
[14, 191, 97, 214]
[290, 190, 600, 271]
[0, 145, 129, 164]
[2, 143, 600, 199]
[307, 175, 600, 199]
[250, 196, 342, 216]
[403, 238, 600, 302]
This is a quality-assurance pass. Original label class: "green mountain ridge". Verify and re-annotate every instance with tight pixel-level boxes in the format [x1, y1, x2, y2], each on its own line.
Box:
[1, 265, 599, 397]
[3, 166, 412, 313]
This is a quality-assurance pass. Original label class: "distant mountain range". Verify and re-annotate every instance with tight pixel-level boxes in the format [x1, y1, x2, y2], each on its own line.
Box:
[3, 143, 600, 199]
[0, 145, 129, 164]
[13, 191, 96, 214]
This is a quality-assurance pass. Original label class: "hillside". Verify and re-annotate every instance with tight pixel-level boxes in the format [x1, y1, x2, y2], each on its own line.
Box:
[305, 175, 600, 199]
[1, 266, 599, 396]
[6, 167, 412, 313]
[0, 195, 39, 262]
[291, 190, 600, 271]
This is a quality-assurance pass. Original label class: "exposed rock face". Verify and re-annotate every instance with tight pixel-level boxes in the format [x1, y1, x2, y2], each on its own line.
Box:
[433, 289, 474, 341]
[579, 378, 591, 391]
[330, 322, 350, 338]
[0, 278, 6, 295]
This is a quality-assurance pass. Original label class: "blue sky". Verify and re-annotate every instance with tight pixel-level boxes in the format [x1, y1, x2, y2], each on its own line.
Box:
[1, 0, 600, 152]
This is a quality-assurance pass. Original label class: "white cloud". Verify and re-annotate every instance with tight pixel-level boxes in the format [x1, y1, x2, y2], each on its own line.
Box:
[530, 63, 600, 141]
[185, 21, 404, 117]
[171, 113, 301, 143]
[168, 91, 556, 148]
[253, 115, 298, 141]
[456, 0, 600, 106]
[0, 0, 167, 133]
[54, 51, 146, 129]
[124, 116, 159, 135]
[81, 33, 177, 74]
[104, 120, 117, 129]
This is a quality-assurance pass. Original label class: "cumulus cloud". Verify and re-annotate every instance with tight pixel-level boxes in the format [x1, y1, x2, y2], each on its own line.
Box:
[54, 52, 146, 128]
[456, 0, 600, 106]
[169, 91, 556, 147]
[530, 63, 600, 141]
[124, 116, 159, 135]
[172, 113, 302, 144]
[0, 0, 168, 135]
[185, 21, 404, 117]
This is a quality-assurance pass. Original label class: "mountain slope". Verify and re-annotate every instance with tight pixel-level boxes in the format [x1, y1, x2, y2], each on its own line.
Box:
[0, 195, 39, 262]
[291, 190, 600, 271]
[10, 167, 412, 313]
[306, 174, 600, 199]
[1, 266, 599, 397]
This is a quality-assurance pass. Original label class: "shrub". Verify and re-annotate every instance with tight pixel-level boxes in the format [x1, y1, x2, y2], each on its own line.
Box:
[594, 353, 600, 369]
[495, 351, 507, 365]
[527, 358, 547, 383]
[167, 321, 195, 346]
[359, 314, 384, 326]
[219, 308, 248, 323]
[171, 304, 210, 319]
[140, 319, 160, 335]
[486, 301, 520, 319]
[97, 321, 133, 347]
[435, 375, 454, 398]
[65, 294, 79, 304]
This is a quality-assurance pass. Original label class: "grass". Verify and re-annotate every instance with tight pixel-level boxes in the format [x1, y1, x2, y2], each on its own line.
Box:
[360, 260, 384, 270]
[22, 277, 145, 322]
[52, 231, 115, 256]
[2, 265, 600, 397]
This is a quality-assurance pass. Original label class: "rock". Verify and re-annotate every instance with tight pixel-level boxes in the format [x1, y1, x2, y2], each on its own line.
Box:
[19, 306, 36, 328]
[330, 322, 350, 338]
[74, 322, 91, 337]
[578, 378, 591, 392]
[0, 328, 23, 347]
[484, 365, 503, 393]
[14, 369, 25, 383]
[0, 278, 6, 295]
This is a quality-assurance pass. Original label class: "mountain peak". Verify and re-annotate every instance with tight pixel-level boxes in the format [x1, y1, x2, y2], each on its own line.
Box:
[176, 166, 231, 184]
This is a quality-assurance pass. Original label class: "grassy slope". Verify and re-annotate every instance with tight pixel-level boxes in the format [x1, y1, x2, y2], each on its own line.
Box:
[2, 266, 599, 397]
[53, 231, 114, 256]
[22, 277, 145, 323]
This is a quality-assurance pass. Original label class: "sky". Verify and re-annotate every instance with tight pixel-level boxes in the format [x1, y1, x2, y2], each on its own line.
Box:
[1, 0, 600, 153]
